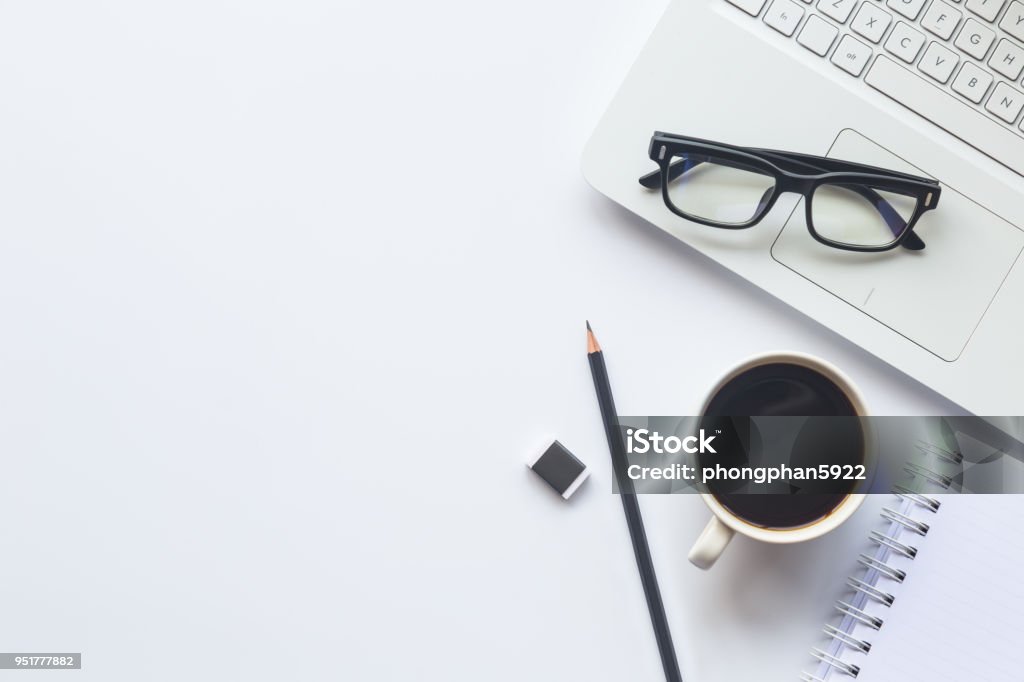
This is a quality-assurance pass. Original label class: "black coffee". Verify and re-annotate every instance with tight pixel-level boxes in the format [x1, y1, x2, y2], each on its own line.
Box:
[699, 362, 863, 529]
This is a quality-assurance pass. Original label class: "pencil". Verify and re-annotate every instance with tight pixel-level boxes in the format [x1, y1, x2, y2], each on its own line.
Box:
[587, 321, 682, 682]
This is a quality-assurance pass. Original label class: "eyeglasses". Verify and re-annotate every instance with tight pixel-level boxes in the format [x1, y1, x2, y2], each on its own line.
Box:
[639, 132, 941, 252]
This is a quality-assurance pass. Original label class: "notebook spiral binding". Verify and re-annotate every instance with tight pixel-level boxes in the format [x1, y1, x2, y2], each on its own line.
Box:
[800, 439, 957, 680]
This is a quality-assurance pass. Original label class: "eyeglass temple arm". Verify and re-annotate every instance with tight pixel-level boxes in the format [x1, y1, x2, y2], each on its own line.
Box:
[752, 147, 932, 184]
[638, 159, 926, 251]
[651, 133, 936, 184]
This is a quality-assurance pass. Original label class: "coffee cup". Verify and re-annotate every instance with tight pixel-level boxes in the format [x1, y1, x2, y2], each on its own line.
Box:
[688, 352, 869, 570]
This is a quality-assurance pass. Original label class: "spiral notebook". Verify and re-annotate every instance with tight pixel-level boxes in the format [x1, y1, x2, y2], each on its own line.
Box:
[801, 441, 1024, 681]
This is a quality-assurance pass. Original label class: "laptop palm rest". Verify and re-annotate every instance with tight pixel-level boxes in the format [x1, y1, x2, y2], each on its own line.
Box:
[771, 129, 1024, 361]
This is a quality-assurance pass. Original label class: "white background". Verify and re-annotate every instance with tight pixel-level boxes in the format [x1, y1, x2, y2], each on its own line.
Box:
[0, 1, 965, 680]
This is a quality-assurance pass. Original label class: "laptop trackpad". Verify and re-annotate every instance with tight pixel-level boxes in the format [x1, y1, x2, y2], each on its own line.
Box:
[771, 129, 1024, 361]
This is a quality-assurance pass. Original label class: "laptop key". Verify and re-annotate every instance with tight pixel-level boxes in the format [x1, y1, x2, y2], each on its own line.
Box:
[990, 39, 1024, 80]
[852, 2, 894, 43]
[831, 34, 873, 75]
[818, 0, 858, 24]
[966, 0, 1007, 22]
[725, 0, 770, 16]
[920, 41, 961, 82]
[888, 0, 928, 21]
[952, 62, 995, 102]
[764, 0, 805, 36]
[798, 15, 840, 55]
[1001, 1, 1024, 42]
[921, 1, 963, 39]
[865, 55, 1024, 176]
[985, 81, 1024, 122]
[885, 22, 927, 62]
[955, 19, 996, 59]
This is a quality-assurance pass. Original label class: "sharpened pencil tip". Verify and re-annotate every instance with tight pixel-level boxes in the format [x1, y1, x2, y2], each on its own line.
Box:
[586, 322, 600, 354]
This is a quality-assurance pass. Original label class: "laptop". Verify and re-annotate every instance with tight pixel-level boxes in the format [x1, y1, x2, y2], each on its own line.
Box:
[583, 0, 1024, 416]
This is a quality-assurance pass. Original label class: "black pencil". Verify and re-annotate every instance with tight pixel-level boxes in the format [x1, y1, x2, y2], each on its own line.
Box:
[587, 321, 682, 682]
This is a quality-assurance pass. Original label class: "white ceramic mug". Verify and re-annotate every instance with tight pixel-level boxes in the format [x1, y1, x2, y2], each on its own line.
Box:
[688, 352, 869, 570]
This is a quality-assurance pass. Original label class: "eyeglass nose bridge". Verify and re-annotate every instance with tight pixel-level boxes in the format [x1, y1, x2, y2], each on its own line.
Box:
[774, 175, 817, 196]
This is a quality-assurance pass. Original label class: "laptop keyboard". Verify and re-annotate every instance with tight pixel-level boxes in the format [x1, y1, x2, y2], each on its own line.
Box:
[724, 0, 1024, 176]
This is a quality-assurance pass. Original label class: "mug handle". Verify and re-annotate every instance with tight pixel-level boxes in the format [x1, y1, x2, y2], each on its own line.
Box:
[688, 516, 735, 570]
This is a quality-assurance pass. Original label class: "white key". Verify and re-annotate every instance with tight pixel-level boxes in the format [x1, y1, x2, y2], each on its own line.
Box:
[985, 81, 1024, 121]
[798, 15, 840, 55]
[921, 1, 964, 39]
[885, 21, 927, 62]
[887, 0, 929, 20]
[865, 56, 1024, 176]
[951, 62, 995, 101]
[818, 0, 858, 23]
[990, 39, 1024, 79]
[852, 2, 894, 42]
[764, 0, 805, 35]
[955, 19, 996, 59]
[831, 34, 873, 75]
[954, 18, 995, 59]
[919, 41, 961, 81]
[725, 0, 770, 15]
[1000, 1, 1024, 42]
[966, 0, 1007, 22]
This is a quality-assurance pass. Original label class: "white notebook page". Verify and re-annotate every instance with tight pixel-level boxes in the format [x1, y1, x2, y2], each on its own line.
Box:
[851, 495, 1024, 681]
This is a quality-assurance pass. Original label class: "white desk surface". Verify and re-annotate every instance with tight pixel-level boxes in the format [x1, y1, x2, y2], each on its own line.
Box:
[0, 2, 968, 680]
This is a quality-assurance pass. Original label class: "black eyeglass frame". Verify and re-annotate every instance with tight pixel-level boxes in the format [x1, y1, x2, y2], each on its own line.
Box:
[639, 131, 942, 252]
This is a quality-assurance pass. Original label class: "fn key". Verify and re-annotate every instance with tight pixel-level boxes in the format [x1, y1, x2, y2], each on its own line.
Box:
[831, 35, 873, 77]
